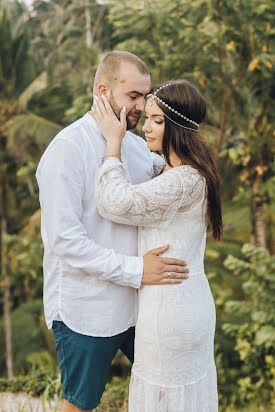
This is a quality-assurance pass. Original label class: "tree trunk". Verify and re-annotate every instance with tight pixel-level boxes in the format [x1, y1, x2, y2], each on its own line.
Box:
[0, 138, 14, 379]
[250, 172, 266, 249]
[265, 210, 274, 255]
[91, 5, 106, 45]
[1, 217, 14, 380]
[85, 7, 92, 49]
[1, 219, 14, 379]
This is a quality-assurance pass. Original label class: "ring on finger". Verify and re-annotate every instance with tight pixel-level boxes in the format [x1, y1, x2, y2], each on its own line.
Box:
[168, 272, 171, 279]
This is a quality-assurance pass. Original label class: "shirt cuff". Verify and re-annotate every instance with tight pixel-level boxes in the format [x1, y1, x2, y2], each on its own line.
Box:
[123, 255, 144, 288]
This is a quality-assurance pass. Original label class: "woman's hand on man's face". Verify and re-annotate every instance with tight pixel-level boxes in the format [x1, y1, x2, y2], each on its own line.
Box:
[92, 94, 127, 142]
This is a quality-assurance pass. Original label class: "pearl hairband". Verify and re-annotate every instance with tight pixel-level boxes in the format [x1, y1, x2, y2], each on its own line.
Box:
[147, 82, 199, 131]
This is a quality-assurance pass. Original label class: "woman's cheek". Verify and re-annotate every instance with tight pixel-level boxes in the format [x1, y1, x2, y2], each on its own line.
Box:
[156, 137, 163, 151]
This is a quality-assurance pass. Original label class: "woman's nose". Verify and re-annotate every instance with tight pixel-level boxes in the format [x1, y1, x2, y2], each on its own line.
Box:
[142, 120, 151, 133]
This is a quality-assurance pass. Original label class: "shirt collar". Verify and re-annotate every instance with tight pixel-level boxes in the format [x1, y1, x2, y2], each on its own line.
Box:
[84, 112, 101, 133]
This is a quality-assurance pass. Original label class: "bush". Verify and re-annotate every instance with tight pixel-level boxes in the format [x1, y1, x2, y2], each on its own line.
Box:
[222, 244, 275, 405]
[0, 369, 62, 398]
[0, 299, 57, 376]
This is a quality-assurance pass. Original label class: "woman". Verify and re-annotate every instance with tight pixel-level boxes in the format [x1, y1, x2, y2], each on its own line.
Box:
[93, 80, 222, 411]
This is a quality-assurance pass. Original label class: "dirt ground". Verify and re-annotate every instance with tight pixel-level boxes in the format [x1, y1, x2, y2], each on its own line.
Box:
[0, 392, 61, 412]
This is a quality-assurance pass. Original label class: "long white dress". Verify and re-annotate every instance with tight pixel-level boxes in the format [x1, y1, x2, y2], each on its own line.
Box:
[95, 157, 218, 412]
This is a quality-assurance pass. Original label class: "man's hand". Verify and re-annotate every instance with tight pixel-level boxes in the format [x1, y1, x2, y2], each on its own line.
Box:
[142, 244, 189, 285]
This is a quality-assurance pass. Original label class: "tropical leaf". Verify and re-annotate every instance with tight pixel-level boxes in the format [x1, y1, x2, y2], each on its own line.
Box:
[255, 326, 275, 347]
[4, 113, 61, 147]
[20, 209, 41, 237]
[18, 72, 48, 112]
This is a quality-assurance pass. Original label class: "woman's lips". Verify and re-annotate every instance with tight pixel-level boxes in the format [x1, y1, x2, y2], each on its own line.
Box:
[145, 136, 156, 142]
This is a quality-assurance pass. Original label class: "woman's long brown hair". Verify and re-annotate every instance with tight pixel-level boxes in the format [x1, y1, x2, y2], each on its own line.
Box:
[150, 80, 222, 241]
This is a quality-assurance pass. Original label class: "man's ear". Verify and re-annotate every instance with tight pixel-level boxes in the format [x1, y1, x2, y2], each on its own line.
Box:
[98, 84, 109, 97]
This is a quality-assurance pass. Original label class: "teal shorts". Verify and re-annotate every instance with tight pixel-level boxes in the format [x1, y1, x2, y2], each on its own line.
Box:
[52, 321, 135, 410]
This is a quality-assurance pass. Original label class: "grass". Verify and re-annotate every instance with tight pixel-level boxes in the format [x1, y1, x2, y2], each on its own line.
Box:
[0, 395, 274, 412]
[1, 375, 274, 412]
[0, 393, 61, 412]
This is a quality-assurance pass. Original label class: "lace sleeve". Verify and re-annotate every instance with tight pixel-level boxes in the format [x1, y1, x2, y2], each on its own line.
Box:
[95, 157, 205, 227]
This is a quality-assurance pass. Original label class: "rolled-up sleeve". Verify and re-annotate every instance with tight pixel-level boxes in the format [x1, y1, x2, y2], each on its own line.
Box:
[36, 138, 143, 288]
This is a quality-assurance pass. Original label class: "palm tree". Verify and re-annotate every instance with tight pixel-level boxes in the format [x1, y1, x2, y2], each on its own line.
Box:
[0, 8, 61, 378]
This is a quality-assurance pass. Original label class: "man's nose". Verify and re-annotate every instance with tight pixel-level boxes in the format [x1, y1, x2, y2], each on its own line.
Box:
[135, 97, 146, 112]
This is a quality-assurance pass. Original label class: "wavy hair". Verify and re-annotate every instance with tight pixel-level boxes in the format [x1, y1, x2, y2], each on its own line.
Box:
[149, 80, 222, 241]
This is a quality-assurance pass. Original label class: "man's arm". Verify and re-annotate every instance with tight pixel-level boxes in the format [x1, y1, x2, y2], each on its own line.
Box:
[150, 150, 166, 177]
[36, 138, 143, 288]
[37, 138, 188, 287]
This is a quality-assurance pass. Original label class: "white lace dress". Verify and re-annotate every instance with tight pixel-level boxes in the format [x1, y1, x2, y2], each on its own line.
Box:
[95, 158, 218, 412]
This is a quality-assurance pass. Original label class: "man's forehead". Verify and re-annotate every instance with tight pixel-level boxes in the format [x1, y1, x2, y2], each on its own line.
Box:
[117, 63, 151, 94]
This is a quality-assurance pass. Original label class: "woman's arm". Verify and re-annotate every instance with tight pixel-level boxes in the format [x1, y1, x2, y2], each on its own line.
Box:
[95, 158, 204, 227]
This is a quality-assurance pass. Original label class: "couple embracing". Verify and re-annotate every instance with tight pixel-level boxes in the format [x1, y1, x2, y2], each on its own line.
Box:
[36, 51, 222, 412]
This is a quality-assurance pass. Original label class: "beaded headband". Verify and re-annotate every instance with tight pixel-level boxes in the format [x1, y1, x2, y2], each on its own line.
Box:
[147, 82, 199, 132]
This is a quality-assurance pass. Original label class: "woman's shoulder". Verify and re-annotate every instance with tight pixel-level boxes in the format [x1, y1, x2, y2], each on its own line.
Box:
[162, 165, 204, 181]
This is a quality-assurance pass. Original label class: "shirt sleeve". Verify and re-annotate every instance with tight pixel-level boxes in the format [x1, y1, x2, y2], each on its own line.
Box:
[95, 157, 205, 227]
[36, 138, 143, 288]
[150, 151, 166, 176]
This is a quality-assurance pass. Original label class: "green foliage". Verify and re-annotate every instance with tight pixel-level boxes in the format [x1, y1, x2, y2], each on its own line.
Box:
[9, 234, 44, 304]
[223, 244, 275, 404]
[0, 369, 62, 398]
[63, 95, 92, 124]
[97, 376, 129, 412]
[0, 1, 274, 410]
[0, 300, 57, 377]
[0, 8, 34, 98]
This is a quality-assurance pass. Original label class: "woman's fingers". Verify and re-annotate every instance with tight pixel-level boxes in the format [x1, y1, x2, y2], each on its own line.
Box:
[120, 105, 127, 131]
[97, 100, 105, 118]
[102, 94, 115, 116]
[91, 94, 126, 141]
[91, 107, 100, 125]
[92, 101, 102, 119]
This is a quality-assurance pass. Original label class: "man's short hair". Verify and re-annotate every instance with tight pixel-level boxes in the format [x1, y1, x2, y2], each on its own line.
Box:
[93, 51, 150, 94]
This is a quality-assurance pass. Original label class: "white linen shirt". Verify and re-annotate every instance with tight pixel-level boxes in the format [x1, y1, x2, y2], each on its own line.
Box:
[36, 113, 164, 337]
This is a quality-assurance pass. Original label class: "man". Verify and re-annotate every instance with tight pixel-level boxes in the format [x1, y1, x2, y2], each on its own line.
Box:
[36, 51, 189, 412]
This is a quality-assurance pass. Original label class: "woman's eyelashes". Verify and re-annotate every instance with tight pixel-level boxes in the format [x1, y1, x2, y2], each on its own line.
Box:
[144, 116, 163, 125]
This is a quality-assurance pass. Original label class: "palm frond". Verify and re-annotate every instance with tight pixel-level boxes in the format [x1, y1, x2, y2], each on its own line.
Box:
[3, 113, 62, 147]
[18, 71, 48, 112]
[20, 209, 41, 236]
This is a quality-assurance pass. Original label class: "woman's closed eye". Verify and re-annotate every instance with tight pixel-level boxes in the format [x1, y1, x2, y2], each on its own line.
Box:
[144, 115, 163, 125]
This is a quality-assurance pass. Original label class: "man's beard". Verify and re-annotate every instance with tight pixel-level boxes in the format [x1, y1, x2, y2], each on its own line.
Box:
[109, 91, 142, 130]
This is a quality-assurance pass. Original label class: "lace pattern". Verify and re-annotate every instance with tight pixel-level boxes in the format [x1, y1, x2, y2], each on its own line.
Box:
[129, 359, 218, 412]
[95, 157, 218, 411]
[95, 158, 205, 228]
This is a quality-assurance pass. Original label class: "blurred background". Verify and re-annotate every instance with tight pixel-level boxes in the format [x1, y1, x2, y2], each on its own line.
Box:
[0, 0, 274, 411]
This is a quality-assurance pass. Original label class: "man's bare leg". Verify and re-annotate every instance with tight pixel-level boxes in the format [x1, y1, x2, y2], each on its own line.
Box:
[61, 399, 95, 412]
